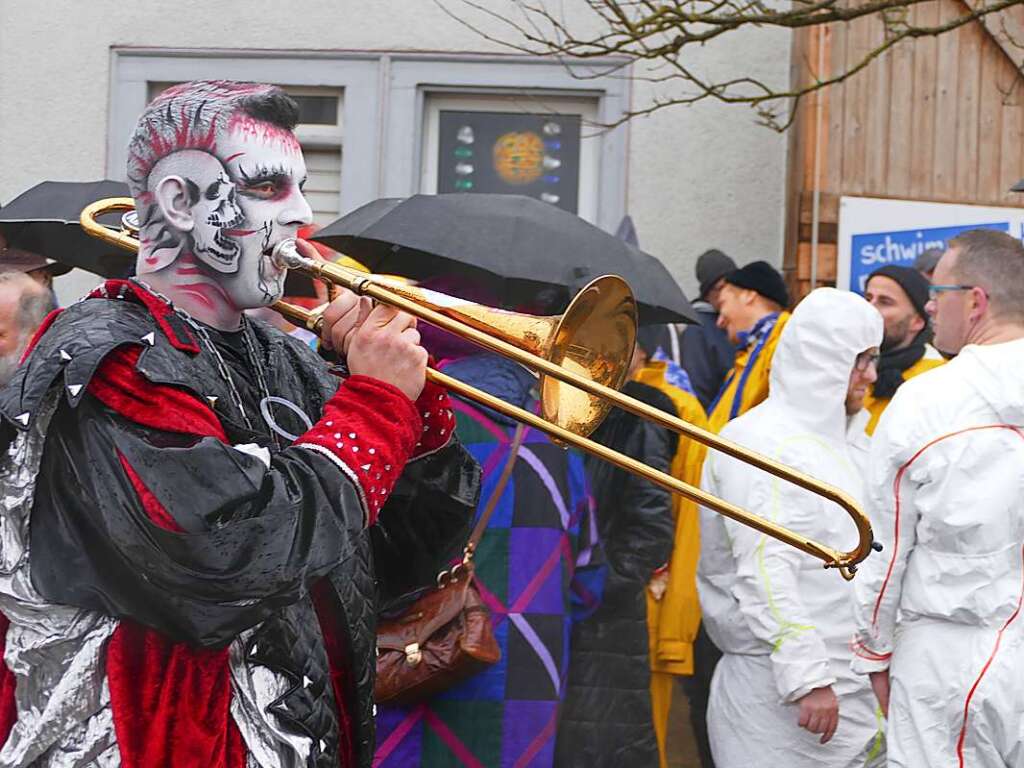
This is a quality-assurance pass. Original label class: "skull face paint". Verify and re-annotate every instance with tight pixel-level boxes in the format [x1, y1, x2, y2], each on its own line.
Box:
[212, 125, 309, 309]
[126, 81, 312, 330]
[189, 163, 245, 272]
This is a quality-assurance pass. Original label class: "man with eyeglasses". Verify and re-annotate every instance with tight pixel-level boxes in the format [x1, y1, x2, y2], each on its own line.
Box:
[698, 288, 884, 767]
[851, 228, 1024, 766]
[861, 266, 944, 434]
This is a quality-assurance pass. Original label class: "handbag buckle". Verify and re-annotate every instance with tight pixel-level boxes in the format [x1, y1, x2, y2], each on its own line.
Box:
[404, 643, 422, 666]
[436, 550, 474, 589]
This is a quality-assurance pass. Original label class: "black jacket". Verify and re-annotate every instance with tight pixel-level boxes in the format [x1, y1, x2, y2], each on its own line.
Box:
[683, 303, 736, 410]
[650, 306, 735, 409]
[0, 289, 479, 767]
[555, 381, 677, 767]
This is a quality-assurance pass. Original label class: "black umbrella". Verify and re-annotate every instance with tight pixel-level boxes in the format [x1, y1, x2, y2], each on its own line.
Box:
[0, 180, 134, 278]
[311, 194, 697, 325]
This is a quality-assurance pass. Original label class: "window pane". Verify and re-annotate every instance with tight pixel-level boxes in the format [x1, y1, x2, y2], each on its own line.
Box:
[147, 83, 338, 126]
[436, 110, 582, 214]
[303, 147, 343, 225]
[291, 95, 338, 125]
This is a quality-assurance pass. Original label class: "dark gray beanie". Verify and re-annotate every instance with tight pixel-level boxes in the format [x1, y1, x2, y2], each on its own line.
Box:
[696, 249, 738, 299]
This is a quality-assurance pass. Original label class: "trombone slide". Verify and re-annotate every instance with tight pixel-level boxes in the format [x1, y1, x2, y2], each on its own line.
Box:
[78, 198, 877, 579]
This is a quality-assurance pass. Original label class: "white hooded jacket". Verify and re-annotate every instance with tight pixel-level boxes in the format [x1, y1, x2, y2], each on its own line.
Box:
[698, 288, 883, 704]
[851, 337, 1024, 671]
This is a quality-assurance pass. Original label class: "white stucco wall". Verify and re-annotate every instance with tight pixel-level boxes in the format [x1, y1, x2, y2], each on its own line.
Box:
[0, 0, 790, 304]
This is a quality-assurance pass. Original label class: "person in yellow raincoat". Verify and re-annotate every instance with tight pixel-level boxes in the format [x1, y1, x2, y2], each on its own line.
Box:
[633, 327, 709, 768]
[860, 266, 944, 435]
[707, 262, 791, 433]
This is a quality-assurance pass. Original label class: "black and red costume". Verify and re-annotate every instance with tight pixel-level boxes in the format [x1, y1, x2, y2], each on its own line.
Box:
[0, 279, 479, 768]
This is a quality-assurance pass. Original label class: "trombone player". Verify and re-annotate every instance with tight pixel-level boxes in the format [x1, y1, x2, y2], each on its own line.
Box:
[0, 81, 478, 767]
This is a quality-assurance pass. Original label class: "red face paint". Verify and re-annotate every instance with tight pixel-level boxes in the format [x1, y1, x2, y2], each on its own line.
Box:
[226, 113, 302, 156]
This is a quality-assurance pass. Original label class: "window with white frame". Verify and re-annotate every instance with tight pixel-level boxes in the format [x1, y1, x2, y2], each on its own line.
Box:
[420, 92, 601, 222]
[110, 51, 628, 234]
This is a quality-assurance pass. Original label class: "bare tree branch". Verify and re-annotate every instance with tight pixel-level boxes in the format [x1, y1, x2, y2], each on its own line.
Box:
[438, 0, 1024, 130]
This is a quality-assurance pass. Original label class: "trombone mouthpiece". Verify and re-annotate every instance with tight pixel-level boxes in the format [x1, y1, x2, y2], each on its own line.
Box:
[269, 239, 306, 270]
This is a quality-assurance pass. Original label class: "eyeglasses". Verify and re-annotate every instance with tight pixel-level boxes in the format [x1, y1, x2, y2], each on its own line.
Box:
[854, 351, 880, 371]
[928, 284, 975, 299]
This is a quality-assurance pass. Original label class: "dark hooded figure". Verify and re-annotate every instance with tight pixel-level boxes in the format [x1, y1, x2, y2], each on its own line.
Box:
[554, 351, 677, 767]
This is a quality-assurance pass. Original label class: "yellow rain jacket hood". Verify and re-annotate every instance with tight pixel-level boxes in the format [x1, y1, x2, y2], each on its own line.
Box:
[707, 312, 790, 433]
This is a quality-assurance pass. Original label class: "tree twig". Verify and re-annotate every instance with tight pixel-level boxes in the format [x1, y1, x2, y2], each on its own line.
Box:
[438, 0, 1024, 131]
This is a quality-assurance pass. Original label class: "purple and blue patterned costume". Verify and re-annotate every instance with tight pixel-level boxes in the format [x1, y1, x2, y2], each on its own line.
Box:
[374, 354, 604, 768]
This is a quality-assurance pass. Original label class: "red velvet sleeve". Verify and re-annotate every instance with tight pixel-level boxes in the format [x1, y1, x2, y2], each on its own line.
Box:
[294, 375, 422, 526]
[409, 372, 456, 459]
[89, 347, 443, 530]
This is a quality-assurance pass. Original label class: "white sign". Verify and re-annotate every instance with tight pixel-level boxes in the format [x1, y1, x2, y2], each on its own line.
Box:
[836, 196, 1024, 293]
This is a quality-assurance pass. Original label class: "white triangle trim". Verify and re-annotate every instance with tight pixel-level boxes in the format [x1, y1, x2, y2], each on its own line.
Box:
[59, 349, 72, 362]
[141, 331, 156, 346]
[67, 384, 83, 397]
[15, 413, 29, 426]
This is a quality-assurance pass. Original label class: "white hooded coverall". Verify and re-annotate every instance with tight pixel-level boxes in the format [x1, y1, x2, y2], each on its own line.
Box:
[851, 338, 1024, 767]
[698, 288, 885, 768]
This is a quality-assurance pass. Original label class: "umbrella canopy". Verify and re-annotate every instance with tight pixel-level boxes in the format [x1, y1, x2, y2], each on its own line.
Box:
[311, 194, 696, 325]
[0, 180, 134, 278]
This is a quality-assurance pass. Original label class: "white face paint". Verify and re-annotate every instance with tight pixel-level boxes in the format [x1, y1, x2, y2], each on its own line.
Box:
[189, 162, 245, 273]
[138, 112, 313, 327]
[212, 120, 312, 310]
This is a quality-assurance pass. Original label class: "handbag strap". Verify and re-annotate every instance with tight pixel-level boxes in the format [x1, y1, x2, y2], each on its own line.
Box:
[466, 424, 525, 557]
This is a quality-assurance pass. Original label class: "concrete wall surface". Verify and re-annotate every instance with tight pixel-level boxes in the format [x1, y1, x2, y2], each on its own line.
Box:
[0, 0, 791, 304]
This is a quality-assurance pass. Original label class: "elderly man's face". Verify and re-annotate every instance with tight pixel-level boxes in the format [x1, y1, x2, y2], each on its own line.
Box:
[0, 287, 22, 359]
[0, 281, 30, 386]
[26, 267, 53, 290]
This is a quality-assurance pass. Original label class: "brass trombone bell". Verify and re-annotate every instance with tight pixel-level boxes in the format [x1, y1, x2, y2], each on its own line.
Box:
[79, 197, 878, 579]
[272, 242, 638, 439]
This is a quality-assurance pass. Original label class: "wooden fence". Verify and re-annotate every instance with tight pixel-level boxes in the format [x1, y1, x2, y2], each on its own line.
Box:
[783, 0, 1024, 299]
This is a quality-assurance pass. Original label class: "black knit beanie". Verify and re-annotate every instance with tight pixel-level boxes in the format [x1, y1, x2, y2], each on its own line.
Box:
[724, 261, 789, 308]
[867, 265, 930, 320]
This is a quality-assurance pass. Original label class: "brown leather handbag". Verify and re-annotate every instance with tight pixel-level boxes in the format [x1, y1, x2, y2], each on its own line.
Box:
[374, 425, 525, 706]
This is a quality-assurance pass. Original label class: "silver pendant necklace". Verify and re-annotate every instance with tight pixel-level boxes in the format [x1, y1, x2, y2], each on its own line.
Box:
[129, 278, 278, 446]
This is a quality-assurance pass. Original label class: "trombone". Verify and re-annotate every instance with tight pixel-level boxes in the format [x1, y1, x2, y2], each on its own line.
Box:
[81, 198, 878, 579]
